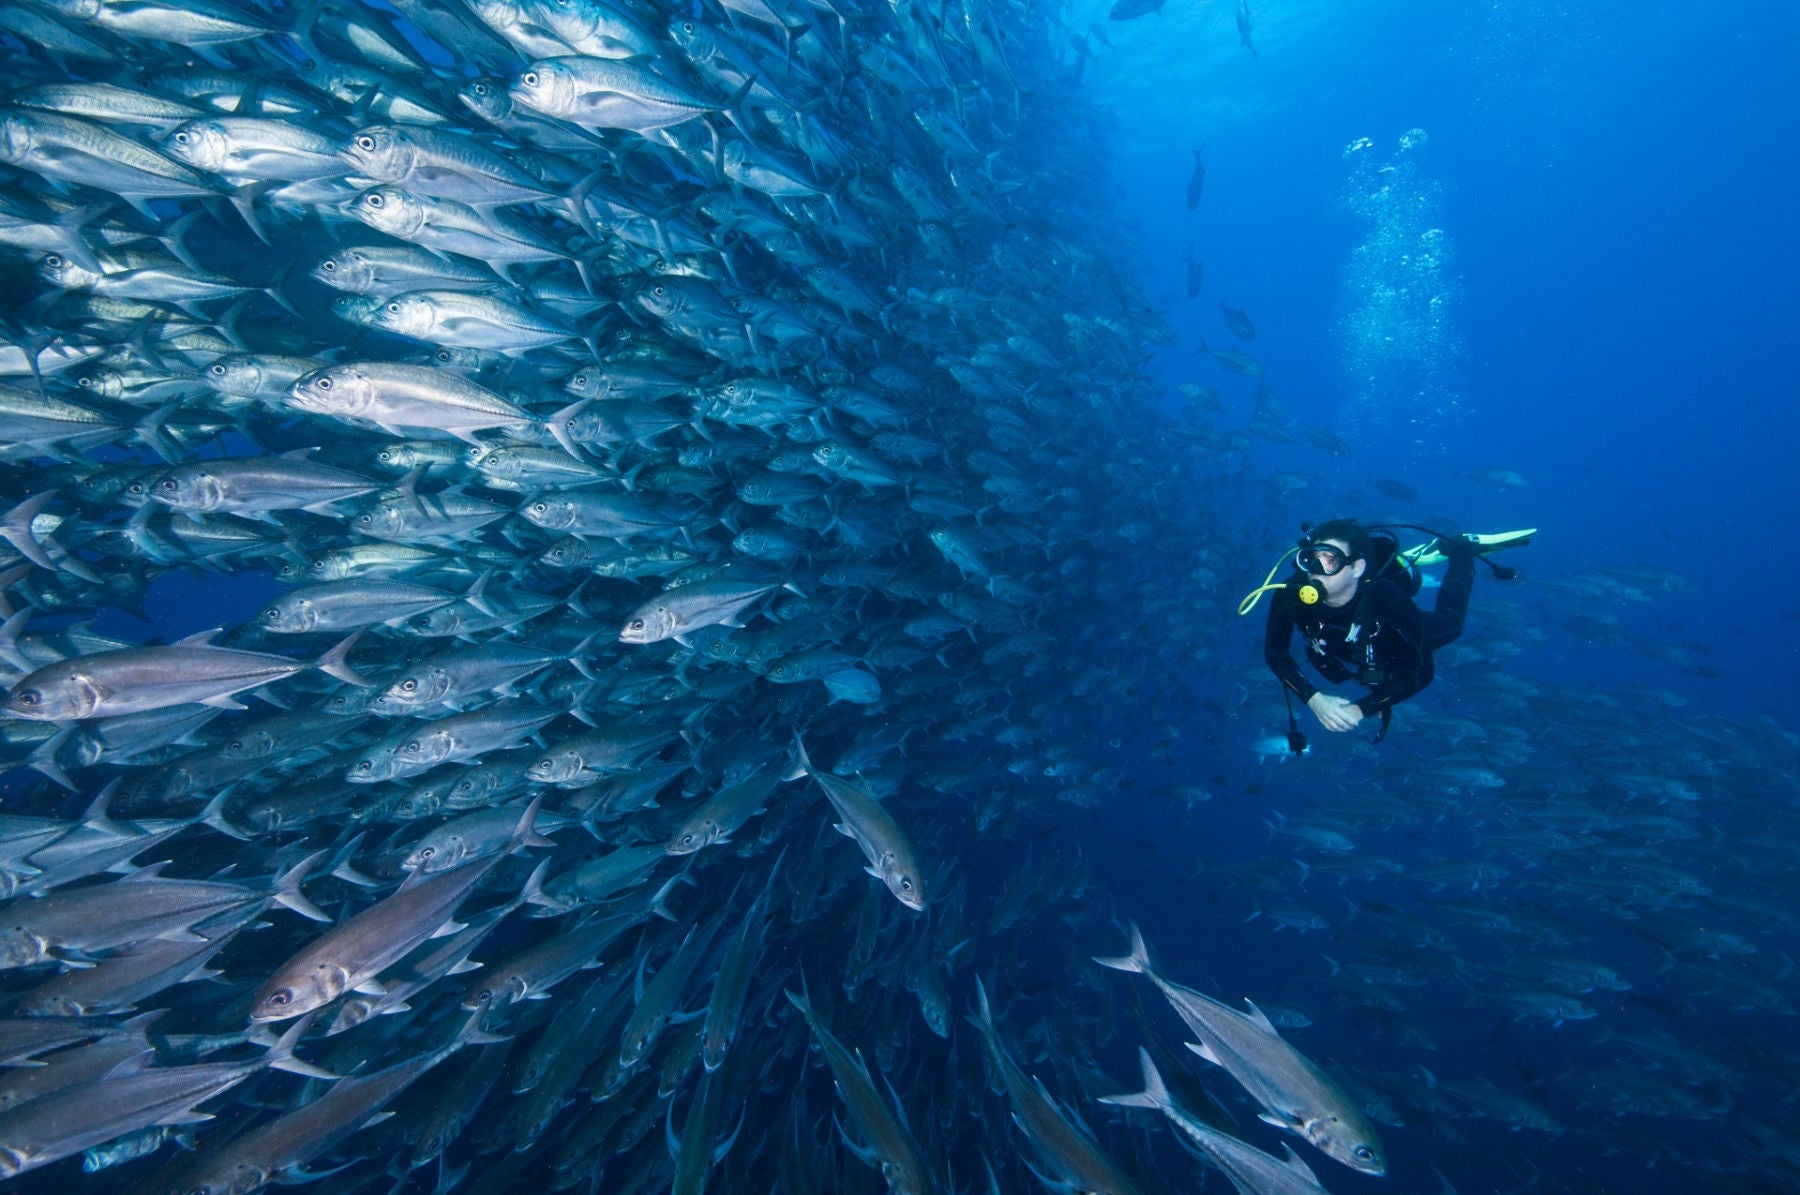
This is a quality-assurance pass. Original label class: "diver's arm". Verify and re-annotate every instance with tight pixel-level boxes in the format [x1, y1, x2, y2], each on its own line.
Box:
[1262, 593, 1317, 701]
[1354, 586, 1429, 716]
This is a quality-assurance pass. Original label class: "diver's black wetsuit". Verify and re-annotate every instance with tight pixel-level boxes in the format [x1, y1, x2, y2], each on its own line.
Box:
[1263, 552, 1475, 718]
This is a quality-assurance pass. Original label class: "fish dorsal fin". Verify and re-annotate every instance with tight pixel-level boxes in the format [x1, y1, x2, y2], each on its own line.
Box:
[1242, 997, 1280, 1035]
[174, 627, 225, 647]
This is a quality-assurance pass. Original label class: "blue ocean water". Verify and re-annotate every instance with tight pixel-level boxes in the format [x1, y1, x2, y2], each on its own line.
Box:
[1, 0, 1796, 1190]
[1069, 1, 1800, 1190]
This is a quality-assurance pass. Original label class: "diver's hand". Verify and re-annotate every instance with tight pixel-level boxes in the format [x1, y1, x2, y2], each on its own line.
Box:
[1308, 693, 1364, 732]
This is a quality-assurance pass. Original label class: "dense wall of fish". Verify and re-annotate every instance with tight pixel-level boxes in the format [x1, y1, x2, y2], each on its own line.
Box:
[3, 0, 1799, 1191]
[0, 0, 1215, 1188]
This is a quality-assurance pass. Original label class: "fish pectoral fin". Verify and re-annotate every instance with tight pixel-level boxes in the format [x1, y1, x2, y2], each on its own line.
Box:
[153, 928, 210, 944]
[429, 920, 468, 939]
[1258, 1110, 1302, 1132]
[1185, 1039, 1223, 1067]
[200, 694, 249, 710]
[353, 979, 388, 996]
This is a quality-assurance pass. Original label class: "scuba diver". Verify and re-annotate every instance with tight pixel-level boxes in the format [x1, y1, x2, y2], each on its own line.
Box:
[1242, 519, 1532, 749]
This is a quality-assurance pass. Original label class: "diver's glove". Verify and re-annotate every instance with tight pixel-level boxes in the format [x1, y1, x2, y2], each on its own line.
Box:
[1436, 534, 1479, 562]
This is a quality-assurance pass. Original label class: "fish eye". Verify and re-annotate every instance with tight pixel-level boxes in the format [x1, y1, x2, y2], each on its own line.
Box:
[320, 259, 336, 271]
[628, 619, 644, 631]
[356, 760, 372, 772]
[15, 691, 38, 706]
[266, 989, 291, 1006]
[356, 134, 375, 150]
[401, 679, 417, 691]
[316, 376, 333, 390]
[1355, 1147, 1374, 1160]
[76, 375, 94, 387]
[45, 254, 62, 267]
[900, 878, 914, 891]
[419, 846, 434, 858]
[531, 502, 547, 514]
[174, 131, 190, 144]
[365, 193, 384, 207]
[208, 363, 226, 376]
[522, 72, 538, 86]
[387, 303, 401, 313]
[681, 21, 694, 32]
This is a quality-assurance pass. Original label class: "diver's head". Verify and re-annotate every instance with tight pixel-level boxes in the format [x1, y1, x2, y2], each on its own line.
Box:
[1298, 518, 1369, 606]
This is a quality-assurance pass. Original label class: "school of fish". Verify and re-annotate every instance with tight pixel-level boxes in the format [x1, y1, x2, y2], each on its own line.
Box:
[1, 0, 1797, 1191]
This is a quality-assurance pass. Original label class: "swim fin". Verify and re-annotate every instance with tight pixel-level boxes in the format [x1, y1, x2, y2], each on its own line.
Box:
[1404, 528, 1535, 568]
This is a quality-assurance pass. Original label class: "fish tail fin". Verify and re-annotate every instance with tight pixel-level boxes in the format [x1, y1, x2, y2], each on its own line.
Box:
[271, 849, 331, 921]
[1099, 1047, 1169, 1111]
[266, 1013, 335, 1079]
[1093, 921, 1151, 974]
[315, 629, 370, 687]
[0, 490, 57, 569]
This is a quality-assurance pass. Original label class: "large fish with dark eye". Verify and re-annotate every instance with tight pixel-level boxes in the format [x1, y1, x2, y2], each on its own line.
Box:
[370, 289, 578, 354]
[508, 56, 727, 133]
[618, 577, 787, 645]
[256, 578, 473, 634]
[1103, 1050, 1331, 1195]
[1095, 923, 1386, 1175]
[160, 117, 347, 182]
[519, 491, 695, 540]
[287, 361, 538, 443]
[524, 723, 680, 786]
[311, 244, 499, 295]
[338, 124, 558, 206]
[375, 641, 586, 712]
[353, 704, 562, 783]
[401, 802, 562, 874]
[666, 769, 780, 855]
[1, 630, 366, 721]
[460, 905, 639, 1014]
[249, 803, 540, 1022]
[0, 110, 219, 216]
[794, 738, 927, 912]
[149, 457, 382, 517]
[344, 186, 572, 278]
